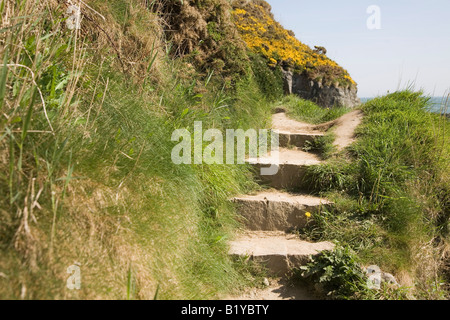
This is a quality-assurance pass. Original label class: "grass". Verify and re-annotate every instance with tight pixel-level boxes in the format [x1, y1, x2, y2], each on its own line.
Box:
[303, 133, 337, 160]
[300, 90, 449, 299]
[1, 0, 448, 301]
[0, 0, 273, 300]
[274, 95, 351, 159]
[278, 95, 351, 124]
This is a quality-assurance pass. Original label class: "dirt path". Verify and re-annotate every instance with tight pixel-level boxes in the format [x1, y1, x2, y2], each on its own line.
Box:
[226, 278, 317, 300]
[314, 110, 364, 151]
[329, 110, 364, 151]
[272, 112, 322, 134]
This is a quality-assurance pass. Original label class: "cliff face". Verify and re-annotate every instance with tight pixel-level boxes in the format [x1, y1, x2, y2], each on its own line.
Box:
[232, 0, 360, 108]
[284, 70, 361, 108]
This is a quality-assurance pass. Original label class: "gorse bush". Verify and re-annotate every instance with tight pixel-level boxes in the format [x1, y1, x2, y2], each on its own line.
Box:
[249, 52, 284, 101]
[231, 0, 355, 87]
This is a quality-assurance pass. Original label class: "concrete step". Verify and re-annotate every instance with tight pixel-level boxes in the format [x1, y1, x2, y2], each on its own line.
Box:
[232, 191, 331, 231]
[229, 231, 334, 276]
[247, 148, 321, 190]
[276, 130, 324, 149]
[272, 112, 324, 149]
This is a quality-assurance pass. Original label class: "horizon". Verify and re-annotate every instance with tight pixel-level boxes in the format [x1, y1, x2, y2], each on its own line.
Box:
[265, 0, 450, 98]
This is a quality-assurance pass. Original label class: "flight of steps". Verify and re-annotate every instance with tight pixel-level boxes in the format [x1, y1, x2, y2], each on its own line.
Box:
[229, 111, 334, 276]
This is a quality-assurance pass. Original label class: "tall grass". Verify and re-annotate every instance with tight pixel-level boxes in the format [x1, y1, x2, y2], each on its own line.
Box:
[278, 95, 351, 124]
[0, 0, 272, 299]
[302, 90, 449, 299]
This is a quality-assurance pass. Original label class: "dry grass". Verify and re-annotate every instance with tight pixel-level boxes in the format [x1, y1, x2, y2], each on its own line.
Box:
[0, 0, 172, 299]
[0, 0, 270, 300]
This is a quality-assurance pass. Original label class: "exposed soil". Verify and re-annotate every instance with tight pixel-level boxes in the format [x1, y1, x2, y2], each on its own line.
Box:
[314, 110, 364, 150]
[226, 278, 318, 300]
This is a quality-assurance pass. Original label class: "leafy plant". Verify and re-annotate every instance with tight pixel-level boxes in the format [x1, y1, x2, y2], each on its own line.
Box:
[299, 246, 374, 299]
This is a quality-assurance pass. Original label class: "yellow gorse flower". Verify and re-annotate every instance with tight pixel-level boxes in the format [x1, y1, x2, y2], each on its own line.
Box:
[232, 4, 355, 86]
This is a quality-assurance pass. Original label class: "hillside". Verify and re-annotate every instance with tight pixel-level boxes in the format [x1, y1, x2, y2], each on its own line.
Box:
[231, 0, 361, 108]
[0, 0, 271, 299]
[232, 0, 355, 87]
[0, 0, 448, 301]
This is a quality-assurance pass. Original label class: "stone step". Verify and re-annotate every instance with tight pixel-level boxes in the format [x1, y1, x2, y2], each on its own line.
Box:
[272, 112, 324, 149]
[276, 130, 324, 149]
[247, 148, 321, 190]
[232, 191, 331, 231]
[229, 231, 334, 275]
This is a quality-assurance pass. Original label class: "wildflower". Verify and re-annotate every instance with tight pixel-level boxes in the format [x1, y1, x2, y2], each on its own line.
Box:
[305, 212, 312, 218]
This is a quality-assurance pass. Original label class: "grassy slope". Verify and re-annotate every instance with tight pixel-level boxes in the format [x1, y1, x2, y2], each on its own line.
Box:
[300, 91, 449, 299]
[0, 0, 272, 299]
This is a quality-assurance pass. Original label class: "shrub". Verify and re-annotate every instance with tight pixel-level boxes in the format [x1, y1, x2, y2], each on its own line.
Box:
[249, 53, 283, 101]
[231, 0, 355, 87]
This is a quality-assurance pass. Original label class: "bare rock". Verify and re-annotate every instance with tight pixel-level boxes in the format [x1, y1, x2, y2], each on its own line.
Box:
[364, 265, 399, 289]
[291, 73, 360, 108]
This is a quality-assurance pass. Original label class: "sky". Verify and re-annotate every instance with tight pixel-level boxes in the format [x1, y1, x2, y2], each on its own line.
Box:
[265, 0, 450, 98]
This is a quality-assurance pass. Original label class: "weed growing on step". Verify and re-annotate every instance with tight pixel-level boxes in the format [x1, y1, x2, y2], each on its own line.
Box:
[295, 245, 409, 300]
[303, 133, 336, 160]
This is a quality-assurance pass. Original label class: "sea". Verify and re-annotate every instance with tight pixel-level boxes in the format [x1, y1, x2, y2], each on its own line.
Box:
[360, 97, 449, 115]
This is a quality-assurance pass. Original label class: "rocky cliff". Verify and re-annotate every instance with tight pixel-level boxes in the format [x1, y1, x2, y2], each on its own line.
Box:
[232, 0, 361, 108]
[283, 70, 360, 108]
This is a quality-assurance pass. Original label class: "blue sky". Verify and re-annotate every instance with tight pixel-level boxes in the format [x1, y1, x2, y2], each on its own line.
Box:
[265, 0, 450, 97]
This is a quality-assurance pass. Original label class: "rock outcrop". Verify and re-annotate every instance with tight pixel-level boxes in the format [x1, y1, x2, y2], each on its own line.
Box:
[232, 0, 360, 108]
[282, 69, 361, 108]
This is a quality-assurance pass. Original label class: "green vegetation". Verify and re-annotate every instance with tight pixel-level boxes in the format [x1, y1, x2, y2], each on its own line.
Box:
[0, 0, 448, 301]
[299, 91, 449, 299]
[0, 0, 272, 299]
[276, 95, 349, 159]
[279, 95, 350, 124]
[231, 0, 356, 87]
[248, 52, 284, 102]
[298, 246, 376, 299]
[303, 134, 337, 160]
[297, 245, 411, 300]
